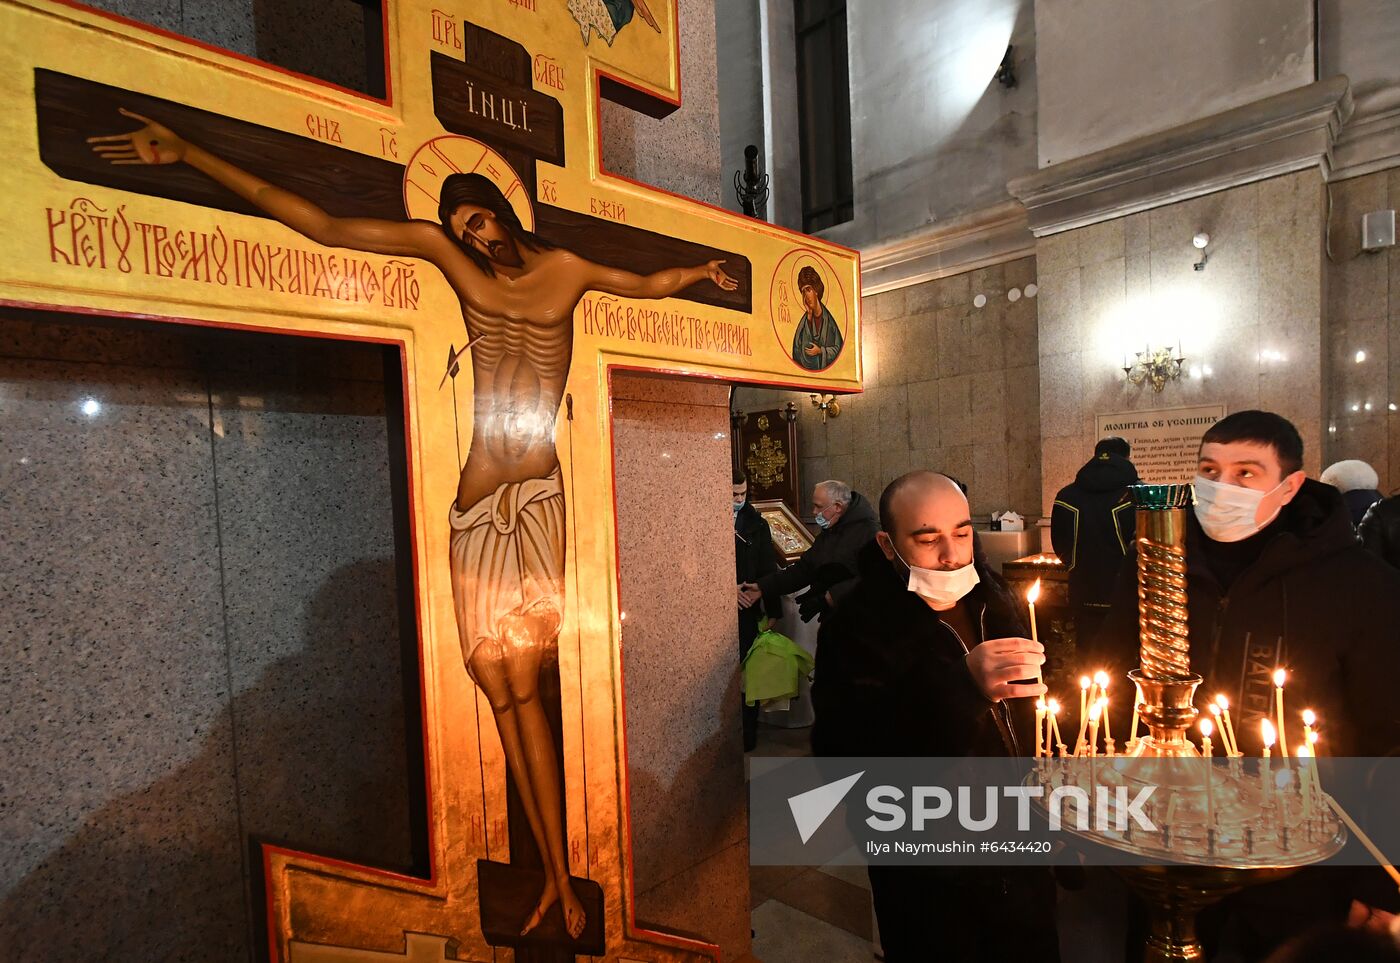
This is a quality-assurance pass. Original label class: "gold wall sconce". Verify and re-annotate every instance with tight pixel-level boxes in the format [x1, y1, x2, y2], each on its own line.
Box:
[1124, 344, 1187, 392]
[809, 393, 841, 423]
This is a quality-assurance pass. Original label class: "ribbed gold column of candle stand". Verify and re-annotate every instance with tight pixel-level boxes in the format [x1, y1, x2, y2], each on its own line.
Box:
[1033, 485, 1344, 963]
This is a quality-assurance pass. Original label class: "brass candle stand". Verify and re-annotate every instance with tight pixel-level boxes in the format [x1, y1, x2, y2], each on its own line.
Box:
[1035, 484, 1344, 962]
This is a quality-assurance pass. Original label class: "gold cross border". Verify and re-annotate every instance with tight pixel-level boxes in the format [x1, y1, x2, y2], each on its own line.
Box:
[0, 2, 862, 960]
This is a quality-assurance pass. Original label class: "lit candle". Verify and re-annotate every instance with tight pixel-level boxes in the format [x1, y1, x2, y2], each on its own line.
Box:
[1307, 731, 1324, 803]
[1095, 671, 1112, 750]
[1048, 699, 1066, 756]
[1261, 718, 1276, 799]
[1274, 669, 1289, 758]
[1035, 698, 1047, 759]
[1128, 685, 1143, 750]
[1215, 694, 1239, 757]
[1027, 579, 1043, 686]
[1208, 703, 1234, 756]
[1298, 744, 1314, 821]
[1200, 718, 1215, 825]
[1302, 708, 1316, 749]
[1076, 676, 1092, 755]
[1088, 699, 1102, 758]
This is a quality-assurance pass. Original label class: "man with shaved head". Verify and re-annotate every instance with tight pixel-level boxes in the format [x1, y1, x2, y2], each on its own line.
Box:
[812, 470, 1058, 961]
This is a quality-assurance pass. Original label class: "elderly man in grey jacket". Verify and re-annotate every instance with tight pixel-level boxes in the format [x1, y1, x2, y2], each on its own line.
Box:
[741, 479, 880, 622]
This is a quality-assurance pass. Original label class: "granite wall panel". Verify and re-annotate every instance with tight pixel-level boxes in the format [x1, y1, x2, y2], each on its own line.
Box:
[1325, 169, 1400, 491]
[611, 371, 750, 960]
[1034, 170, 1328, 512]
[0, 314, 416, 960]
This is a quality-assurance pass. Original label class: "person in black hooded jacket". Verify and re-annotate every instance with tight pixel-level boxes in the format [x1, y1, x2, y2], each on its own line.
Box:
[812, 470, 1058, 962]
[1095, 411, 1400, 959]
[1358, 493, 1400, 570]
[733, 469, 781, 751]
[1051, 436, 1140, 656]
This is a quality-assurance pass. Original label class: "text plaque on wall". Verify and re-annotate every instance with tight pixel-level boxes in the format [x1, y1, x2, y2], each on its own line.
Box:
[1095, 404, 1226, 484]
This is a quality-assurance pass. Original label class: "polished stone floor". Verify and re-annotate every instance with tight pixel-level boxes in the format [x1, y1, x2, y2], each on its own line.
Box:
[748, 722, 881, 963]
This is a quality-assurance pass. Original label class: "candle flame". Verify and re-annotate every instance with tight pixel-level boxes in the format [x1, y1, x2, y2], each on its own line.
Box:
[1208, 703, 1222, 717]
[1302, 708, 1316, 726]
[1215, 694, 1229, 709]
[1307, 730, 1318, 745]
[1094, 670, 1110, 688]
[1097, 695, 1108, 709]
[1027, 578, 1041, 604]
[1297, 744, 1310, 758]
[1200, 718, 1214, 737]
[1036, 698, 1047, 711]
[1080, 675, 1091, 690]
[1273, 668, 1287, 687]
[1089, 701, 1103, 722]
[1048, 699, 1061, 714]
[1262, 718, 1277, 747]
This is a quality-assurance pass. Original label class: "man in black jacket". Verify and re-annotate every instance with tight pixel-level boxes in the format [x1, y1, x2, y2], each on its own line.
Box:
[743, 479, 879, 623]
[733, 469, 781, 750]
[1051, 436, 1139, 656]
[1095, 410, 1400, 956]
[1359, 492, 1400, 570]
[812, 470, 1057, 962]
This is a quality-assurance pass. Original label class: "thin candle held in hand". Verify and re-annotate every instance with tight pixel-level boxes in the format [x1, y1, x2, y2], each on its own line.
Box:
[1026, 579, 1042, 684]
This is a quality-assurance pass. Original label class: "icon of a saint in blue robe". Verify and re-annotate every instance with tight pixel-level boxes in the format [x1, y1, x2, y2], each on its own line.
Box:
[790, 265, 844, 370]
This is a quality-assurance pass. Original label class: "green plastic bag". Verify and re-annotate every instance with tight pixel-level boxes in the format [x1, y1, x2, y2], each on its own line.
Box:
[742, 618, 815, 707]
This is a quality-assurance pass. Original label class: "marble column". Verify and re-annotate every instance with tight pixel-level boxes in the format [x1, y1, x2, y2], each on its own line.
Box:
[611, 371, 751, 960]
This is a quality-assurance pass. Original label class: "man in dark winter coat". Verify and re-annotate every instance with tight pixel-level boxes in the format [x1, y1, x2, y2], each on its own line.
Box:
[733, 470, 781, 751]
[1358, 492, 1400, 570]
[1095, 410, 1400, 958]
[1051, 436, 1139, 655]
[743, 478, 879, 623]
[812, 471, 1057, 962]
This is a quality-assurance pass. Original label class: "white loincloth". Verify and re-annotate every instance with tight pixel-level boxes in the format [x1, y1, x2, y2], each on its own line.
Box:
[449, 469, 565, 664]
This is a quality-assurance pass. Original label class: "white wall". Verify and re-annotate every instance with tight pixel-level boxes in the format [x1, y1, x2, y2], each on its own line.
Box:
[732, 0, 1039, 246]
[1034, 0, 1315, 167]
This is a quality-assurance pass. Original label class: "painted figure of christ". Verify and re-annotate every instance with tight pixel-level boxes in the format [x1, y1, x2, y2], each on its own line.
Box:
[90, 109, 736, 940]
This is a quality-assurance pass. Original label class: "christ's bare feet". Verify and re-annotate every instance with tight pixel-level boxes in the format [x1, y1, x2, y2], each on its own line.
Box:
[520, 876, 559, 936]
[558, 878, 587, 939]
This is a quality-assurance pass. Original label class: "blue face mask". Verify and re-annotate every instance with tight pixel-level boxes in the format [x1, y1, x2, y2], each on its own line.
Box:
[732, 502, 742, 517]
[813, 510, 831, 530]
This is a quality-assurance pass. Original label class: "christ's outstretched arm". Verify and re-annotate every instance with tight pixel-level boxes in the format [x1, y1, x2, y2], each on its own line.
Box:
[577, 253, 739, 299]
[89, 109, 452, 262]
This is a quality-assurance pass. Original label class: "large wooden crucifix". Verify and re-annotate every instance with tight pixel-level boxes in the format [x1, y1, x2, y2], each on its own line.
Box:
[3, 2, 860, 960]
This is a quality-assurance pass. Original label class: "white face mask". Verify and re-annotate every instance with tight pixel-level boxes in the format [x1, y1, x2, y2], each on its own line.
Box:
[892, 546, 980, 606]
[1192, 474, 1287, 542]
